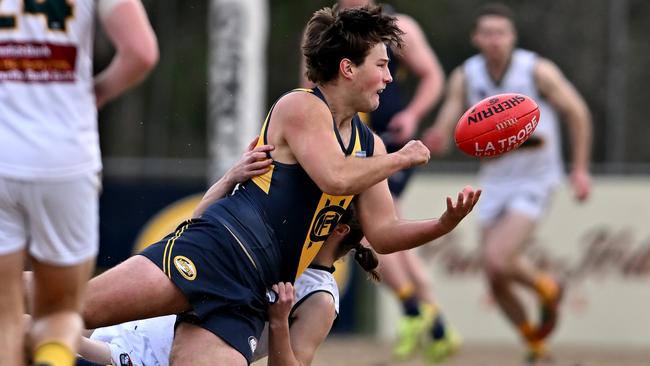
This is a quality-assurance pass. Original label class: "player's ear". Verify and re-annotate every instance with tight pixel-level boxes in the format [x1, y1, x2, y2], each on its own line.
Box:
[340, 58, 354, 80]
[333, 223, 351, 236]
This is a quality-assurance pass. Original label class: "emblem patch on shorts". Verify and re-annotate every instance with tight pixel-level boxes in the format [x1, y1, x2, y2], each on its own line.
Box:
[248, 336, 258, 354]
[174, 255, 197, 280]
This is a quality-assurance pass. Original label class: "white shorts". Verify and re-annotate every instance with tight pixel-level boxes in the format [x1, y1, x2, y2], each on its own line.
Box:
[0, 174, 100, 265]
[477, 180, 555, 226]
[90, 315, 176, 366]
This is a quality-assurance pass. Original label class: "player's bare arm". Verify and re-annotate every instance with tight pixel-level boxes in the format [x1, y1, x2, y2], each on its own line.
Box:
[423, 67, 467, 154]
[387, 14, 445, 144]
[356, 138, 480, 254]
[94, 0, 159, 108]
[286, 294, 337, 366]
[77, 336, 112, 365]
[272, 93, 430, 196]
[268, 282, 300, 366]
[193, 137, 274, 217]
[535, 58, 592, 201]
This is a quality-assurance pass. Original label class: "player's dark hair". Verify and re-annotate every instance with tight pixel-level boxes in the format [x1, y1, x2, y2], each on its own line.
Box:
[472, 3, 515, 30]
[336, 203, 381, 282]
[302, 4, 404, 84]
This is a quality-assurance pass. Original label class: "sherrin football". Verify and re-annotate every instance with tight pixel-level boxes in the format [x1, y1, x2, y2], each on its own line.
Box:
[454, 93, 540, 158]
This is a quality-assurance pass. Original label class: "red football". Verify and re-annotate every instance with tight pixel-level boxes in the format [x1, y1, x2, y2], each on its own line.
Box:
[454, 93, 540, 158]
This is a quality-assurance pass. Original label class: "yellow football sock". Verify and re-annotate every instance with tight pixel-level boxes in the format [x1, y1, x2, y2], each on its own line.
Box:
[517, 321, 537, 342]
[32, 341, 75, 366]
[533, 275, 558, 303]
[527, 338, 546, 357]
[396, 283, 415, 300]
[421, 302, 440, 317]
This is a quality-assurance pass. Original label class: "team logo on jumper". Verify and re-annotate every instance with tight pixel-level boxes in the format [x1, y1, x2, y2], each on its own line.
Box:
[174, 255, 197, 280]
[309, 199, 347, 243]
[119, 353, 133, 366]
[248, 336, 258, 353]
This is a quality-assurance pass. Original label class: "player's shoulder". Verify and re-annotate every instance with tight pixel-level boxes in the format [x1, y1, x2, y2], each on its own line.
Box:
[533, 57, 564, 82]
[393, 13, 428, 47]
[300, 290, 336, 315]
[273, 89, 330, 124]
[450, 65, 466, 79]
[394, 13, 419, 31]
[447, 66, 466, 91]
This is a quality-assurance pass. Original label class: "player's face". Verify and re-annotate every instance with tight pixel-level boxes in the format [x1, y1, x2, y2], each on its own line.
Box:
[353, 43, 392, 112]
[472, 15, 516, 62]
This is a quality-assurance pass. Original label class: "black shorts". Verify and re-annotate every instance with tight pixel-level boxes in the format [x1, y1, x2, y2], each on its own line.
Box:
[140, 218, 268, 364]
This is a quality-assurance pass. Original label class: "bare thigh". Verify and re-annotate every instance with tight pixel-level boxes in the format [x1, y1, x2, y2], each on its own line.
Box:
[482, 211, 536, 281]
[401, 250, 435, 302]
[0, 250, 26, 366]
[30, 257, 94, 316]
[83, 255, 189, 329]
[377, 250, 411, 291]
[170, 322, 247, 366]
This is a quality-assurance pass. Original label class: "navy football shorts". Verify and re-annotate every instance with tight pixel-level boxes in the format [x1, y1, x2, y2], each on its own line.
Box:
[140, 218, 268, 363]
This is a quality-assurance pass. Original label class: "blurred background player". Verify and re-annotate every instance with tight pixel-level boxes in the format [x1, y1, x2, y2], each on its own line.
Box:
[423, 2, 592, 362]
[0, 0, 157, 365]
[301, 0, 457, 362]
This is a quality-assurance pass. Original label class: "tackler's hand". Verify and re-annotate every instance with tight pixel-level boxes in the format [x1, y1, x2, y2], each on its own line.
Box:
[225, 136, 275, 184]
[268, 282, 295, 325]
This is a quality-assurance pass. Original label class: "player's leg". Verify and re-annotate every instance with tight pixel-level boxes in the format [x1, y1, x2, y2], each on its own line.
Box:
[0, 178, 29, 366]
[402, 250, 436, 305]
[481, 212, 546, 358]
[482, 213, 535, 318]
[83, 255, 190, 329]
[170, 323, 247, 366]
[0, 249, 26, 366]
[378, 250, 421, 316]
[377, 203, 452, 359]
[25, 175, 100, 366]
[29, 258, 93, 366]
[505, 189, 563, 345]
[399, 251, 462, 362]
[377, 250, 431, 358]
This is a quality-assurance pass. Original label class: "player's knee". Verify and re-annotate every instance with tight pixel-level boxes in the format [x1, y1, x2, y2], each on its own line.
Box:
[80, 292, 108, 329]
[487, 273, 509, 292]
[29, 310, 83, 343]
[483, 252, 508, 278]
[482, 245, 515, 278]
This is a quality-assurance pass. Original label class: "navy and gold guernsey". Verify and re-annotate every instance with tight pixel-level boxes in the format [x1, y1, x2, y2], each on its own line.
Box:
[204, 87, 375, 284]
[140, 87, 375, 361]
